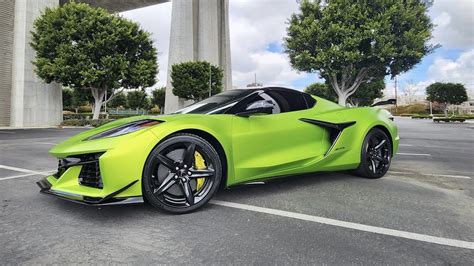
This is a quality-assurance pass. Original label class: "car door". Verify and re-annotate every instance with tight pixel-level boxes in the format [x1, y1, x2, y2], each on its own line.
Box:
[229, 89, 328, 183]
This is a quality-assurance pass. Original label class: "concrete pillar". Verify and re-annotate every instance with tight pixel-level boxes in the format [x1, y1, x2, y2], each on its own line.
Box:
[10, 0, 62, 127]
[164, 0, 232, 114]
[0, 1, 16, 126]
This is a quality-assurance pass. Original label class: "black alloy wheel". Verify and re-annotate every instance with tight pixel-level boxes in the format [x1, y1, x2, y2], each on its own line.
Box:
[143, 133, 222, 213]
[353, 128, 392, 179]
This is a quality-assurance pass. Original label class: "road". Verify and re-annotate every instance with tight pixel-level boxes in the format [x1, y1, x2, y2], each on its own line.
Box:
[0, 117, 473, 264]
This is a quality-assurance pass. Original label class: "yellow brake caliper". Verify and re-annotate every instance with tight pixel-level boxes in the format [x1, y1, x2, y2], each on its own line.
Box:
[194, 151, 206, 190]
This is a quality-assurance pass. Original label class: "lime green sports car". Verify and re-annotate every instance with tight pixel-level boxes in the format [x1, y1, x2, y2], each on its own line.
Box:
[37, 87, 399, 213]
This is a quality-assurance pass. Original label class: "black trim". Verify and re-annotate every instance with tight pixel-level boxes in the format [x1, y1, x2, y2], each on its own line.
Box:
[371, 98, 396, 107]
[59, 159, 97, 169]
[299, 118, 356, 155]
[36, 178, 142, 206]
[299, 118, 355, 131]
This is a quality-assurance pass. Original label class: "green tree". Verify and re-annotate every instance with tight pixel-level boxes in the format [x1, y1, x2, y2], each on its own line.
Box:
[127, 90, 152, 110]
[62, 88, 73, 109]
[304, 82, 336, 101]
[426, 82, 468, 117]
[171, 61, 223, 101]
[108, 92, 127, 108]
[30, 2, 158, 119]
[285, 0, 434, 106]
[348, 78, 385, 106]
[305, 78, 384, 106]
[151, 87, 166, 112]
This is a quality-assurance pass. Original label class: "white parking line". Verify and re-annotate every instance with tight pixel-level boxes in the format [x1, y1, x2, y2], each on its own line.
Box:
[389, 171, 471, 179]
[399, 144, 414, 147]
[211, 200, 474, 250]
[0, 165, 43, 174]
[422, 173, 471, 179]
[0, 171, 54, 181]
[0, 165, 55, 181]
[35, 142, 56, 145]
[397, 153, 431, 156]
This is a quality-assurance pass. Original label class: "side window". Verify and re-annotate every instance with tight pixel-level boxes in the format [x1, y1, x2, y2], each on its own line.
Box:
[228, 89, 312, 115]
[258, 93, 281, 114]
[266, 89, 308, 112]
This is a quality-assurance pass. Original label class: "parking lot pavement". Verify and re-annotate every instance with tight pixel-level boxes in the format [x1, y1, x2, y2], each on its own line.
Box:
[0, 119, 473, 264]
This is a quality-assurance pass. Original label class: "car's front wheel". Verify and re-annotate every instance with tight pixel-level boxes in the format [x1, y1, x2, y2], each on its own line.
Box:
[142, 133, 222, 213]
[352, 128, 392, 179]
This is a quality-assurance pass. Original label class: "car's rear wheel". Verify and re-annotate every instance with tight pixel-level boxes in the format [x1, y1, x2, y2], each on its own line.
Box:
[353, 128, 392, 179]
[142, 133, 222, 213]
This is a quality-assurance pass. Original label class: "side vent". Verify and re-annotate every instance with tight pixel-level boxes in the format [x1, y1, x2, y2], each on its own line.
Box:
[299, 118, 356, 155]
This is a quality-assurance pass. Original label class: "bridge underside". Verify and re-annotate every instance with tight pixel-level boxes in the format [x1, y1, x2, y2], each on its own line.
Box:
[60, 0, 169, 13]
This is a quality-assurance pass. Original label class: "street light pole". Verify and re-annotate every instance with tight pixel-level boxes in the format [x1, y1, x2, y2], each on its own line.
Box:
[394, 76, 398, 113]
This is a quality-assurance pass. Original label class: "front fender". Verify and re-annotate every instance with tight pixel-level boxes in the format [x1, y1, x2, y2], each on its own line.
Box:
[147, 114, 236, 185]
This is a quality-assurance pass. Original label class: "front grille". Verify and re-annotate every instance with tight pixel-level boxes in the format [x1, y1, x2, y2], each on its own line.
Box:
[78, 153, 103, 189]
[55, 153, 104, 189]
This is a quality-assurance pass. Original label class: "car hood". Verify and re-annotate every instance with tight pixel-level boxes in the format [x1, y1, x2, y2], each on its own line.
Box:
[50, 114, 206, 158]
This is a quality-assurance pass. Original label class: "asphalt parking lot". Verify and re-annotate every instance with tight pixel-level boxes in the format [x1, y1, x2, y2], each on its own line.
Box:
[0, 117, 473, 264]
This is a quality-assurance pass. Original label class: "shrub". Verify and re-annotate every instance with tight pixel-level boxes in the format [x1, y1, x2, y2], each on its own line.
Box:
[392, 103, 429, 115]
[411, 115, 431, 119]
[78, 105, 93, 113]
[63, 113, 107, 120]
[150, 106, 161, 114]
[433, 117, 465, 123]
[61, 119, 114, 127]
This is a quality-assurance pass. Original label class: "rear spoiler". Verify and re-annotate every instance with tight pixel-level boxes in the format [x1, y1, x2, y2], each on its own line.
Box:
[371, 99, 396, 107]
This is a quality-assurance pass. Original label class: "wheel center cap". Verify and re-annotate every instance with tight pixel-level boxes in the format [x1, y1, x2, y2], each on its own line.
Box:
[177, 169, 187, 177]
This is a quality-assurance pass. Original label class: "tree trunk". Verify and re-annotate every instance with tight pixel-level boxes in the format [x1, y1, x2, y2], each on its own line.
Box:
[443, 103, 448, 118]
[338, 94, 348, 106]
[329, 67, 369, 107]
[91, 88, 106, 120]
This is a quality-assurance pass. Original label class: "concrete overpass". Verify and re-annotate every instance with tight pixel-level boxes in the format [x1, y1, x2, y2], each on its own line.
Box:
[0, 0, 231, 127]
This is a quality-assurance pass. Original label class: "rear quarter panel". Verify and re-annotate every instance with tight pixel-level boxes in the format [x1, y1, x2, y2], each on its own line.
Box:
[315, 106, 399, 171]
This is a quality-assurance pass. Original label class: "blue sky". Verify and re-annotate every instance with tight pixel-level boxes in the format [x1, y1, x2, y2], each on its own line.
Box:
[394, 47, 466, 84]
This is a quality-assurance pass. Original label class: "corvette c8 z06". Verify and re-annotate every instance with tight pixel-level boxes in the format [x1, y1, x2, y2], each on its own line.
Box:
[37, 87, 399, 213]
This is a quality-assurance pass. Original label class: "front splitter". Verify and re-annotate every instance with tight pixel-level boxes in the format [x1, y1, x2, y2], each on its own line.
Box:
[36, 178, 144, 206]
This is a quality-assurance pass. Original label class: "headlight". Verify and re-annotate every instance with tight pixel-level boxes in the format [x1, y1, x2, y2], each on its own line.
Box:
[86, 119, 162, 140]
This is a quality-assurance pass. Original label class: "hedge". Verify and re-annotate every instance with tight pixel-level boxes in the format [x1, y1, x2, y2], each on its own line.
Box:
[411, 115, 432, 119]
[433, 118, 466, 123]
[63, 113, 145, 120]
[61, 119, 115, 127]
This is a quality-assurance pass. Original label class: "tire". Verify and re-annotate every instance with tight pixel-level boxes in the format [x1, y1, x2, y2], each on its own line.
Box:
[352, 128, 392, 179]
[142, 133, 223, 214]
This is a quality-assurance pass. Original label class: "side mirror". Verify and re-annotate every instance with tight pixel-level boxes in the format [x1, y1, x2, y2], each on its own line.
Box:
[236, 100, 274, 117]
[371, 98, 397, 107]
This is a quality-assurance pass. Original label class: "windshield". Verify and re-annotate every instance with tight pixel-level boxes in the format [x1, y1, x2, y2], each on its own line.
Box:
[174, 90, 255, 114]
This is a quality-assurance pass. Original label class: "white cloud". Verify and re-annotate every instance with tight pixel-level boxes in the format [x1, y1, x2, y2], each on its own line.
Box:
[121, 3, 172, 89]
[232, 51, 307, 88]
[387, 50, 474, 99]
[229, 0, 308, 88]
[427, 49, 474, 96]
[121, 1, 309, 90]
[429, 0, 474, 49]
